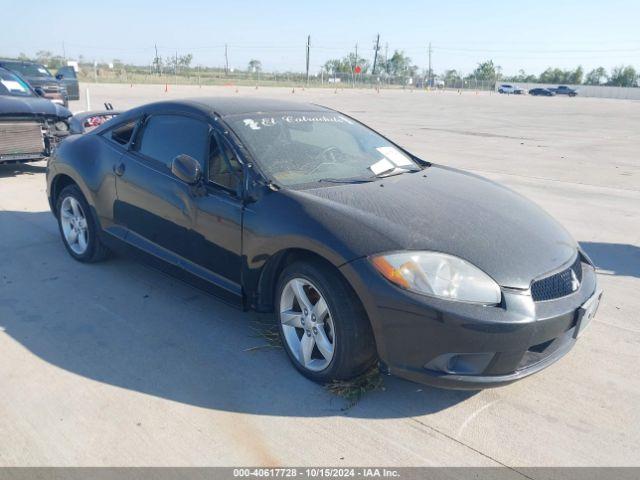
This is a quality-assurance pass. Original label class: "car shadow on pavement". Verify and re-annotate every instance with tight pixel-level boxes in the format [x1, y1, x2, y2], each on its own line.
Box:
[0, 210, 475, 419]
[0, 162, 47, 178]
[580, 241, 640, 279]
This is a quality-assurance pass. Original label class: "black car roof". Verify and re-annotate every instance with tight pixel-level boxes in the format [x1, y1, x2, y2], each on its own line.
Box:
[186, 97, 329, 116]
[120, 97, 331, 120]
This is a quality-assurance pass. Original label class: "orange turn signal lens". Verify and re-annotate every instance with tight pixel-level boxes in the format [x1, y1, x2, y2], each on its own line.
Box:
[371, 256, 410, 289]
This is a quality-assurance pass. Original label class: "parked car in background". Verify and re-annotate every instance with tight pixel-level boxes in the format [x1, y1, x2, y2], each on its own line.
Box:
[0, 67, 71, 163]
[529, 88, 556, 96]
[55, 65, 80, 101]
[0, 59, 69, 107]
[498, 84, 526, 95]
[46, 97, 602, 389]
[551, 85, 578, 97]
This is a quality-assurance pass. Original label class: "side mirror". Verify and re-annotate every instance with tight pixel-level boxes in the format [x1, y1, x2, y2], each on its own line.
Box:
[34, 87, 46, 97]
[171, 154, 202, 185]
[56, 73, 64, 80]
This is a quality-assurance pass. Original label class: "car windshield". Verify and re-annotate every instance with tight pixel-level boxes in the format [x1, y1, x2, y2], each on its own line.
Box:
[226, 111, 420, 186]
[0, 69, 34, 97]
[4, 62, 53, 78]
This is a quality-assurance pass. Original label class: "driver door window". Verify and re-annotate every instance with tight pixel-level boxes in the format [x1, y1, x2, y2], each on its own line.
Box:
[137, 115, 209, 170]
[208, 133, 242, 191]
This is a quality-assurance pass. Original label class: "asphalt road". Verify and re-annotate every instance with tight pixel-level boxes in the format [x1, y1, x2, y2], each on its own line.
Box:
[0, 84, 638, 468]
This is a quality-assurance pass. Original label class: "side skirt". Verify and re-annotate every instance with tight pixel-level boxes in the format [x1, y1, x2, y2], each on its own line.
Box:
[100, 227, 245, 309]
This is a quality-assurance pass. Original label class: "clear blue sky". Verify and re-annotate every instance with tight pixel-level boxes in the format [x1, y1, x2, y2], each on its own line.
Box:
[2, 0, 639, 75]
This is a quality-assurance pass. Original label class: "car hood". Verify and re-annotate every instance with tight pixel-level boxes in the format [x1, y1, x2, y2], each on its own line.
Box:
[0, 95, 71, 119]
[293, 165, 577, 289]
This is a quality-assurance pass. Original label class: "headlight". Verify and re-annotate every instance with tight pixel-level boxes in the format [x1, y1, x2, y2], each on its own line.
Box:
[54, 121, 69, 132]
[370, 251, 502, 304]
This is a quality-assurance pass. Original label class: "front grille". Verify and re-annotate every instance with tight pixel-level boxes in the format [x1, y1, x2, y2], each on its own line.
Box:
[0, 122, 46, 160]
[531, 255, 582, 302]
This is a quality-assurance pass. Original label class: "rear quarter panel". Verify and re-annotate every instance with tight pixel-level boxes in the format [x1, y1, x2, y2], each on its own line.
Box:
[49, 133, 122, 229]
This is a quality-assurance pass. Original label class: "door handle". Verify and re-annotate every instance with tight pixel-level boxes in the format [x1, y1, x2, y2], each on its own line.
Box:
[113, 162, 125, 176]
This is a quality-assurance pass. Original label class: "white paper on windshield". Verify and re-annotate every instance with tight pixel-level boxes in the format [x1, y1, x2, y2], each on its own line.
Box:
[376, 146, 413, 167]
[1, 80, 27, 93]
[369, 157, 396, 175]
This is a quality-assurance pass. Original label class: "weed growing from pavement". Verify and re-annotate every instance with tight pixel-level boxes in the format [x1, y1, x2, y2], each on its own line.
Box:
[245, 317, 384, 409]
[245, 318, 283, 352]
[326, 366, 384, 410]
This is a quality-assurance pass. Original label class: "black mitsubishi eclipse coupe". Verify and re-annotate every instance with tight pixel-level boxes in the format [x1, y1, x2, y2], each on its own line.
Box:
[46, 98, 602, 389]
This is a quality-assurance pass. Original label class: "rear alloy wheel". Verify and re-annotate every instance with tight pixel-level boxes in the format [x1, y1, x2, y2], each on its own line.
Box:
[60, 196, 89, 255]
[276, 260, 377, 383]
[56, 184, 110, 262]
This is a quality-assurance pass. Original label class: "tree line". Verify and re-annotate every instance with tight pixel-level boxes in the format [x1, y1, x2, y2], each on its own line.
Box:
[322, 50, 418, 77]
[10, 51, 640, 88]
[442, 60, 638, 87]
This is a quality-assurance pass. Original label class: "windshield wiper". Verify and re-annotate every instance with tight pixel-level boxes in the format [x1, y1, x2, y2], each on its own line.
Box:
[374, 167, 421, 178]
[317, 176, 377, 184]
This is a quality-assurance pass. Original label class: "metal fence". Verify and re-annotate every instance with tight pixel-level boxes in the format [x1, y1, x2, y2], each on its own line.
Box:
[76, 66, 500, 91]
[75, 65, 640, 99]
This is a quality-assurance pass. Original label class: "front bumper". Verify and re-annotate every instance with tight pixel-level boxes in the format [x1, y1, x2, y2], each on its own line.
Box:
[340, 256, 599, 389]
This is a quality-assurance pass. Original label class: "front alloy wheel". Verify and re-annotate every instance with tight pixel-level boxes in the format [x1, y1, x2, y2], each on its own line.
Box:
[280, 278, 336, 371]
[275, 260, 377, 383]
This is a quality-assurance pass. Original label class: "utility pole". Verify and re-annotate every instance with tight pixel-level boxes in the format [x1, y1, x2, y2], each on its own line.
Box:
[62, 41, 66, 61]
[384, 42, 389, 78]
[428, 42, 432, 87]
[174, 50, 178, 85]
[354, 42, 358, 87]
[224, 44, 229, 75]
[372, 34, 380, 75]
[154, 44, 160, 75]
[305, 35, 310, 86]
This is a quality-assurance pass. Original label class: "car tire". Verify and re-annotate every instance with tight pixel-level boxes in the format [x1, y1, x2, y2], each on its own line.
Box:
[275, 260, 377, 383]
[56, 184, 110, 263]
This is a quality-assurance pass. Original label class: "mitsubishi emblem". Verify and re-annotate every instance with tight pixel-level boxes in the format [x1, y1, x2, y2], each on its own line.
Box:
[570, 269, 580, 292]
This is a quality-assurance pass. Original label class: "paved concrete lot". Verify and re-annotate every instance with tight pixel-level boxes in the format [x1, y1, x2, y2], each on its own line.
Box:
[1, 84, 638, 468]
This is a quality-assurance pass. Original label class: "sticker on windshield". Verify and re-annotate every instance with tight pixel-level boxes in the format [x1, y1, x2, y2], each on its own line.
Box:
[376, 146, 413, 167]
[38, 67, 48, 74]
[240, 114, 353, 130]
[369, 158, 396, 176]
